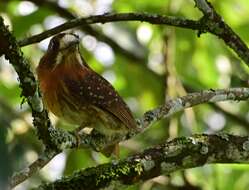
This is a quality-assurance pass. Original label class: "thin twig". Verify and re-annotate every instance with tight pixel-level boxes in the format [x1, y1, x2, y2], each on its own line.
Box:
[18, 10, 249, 66]
[18, 13, 201, 46]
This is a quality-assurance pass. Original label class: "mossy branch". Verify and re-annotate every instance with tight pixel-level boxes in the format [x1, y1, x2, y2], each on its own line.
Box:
[0, 16, 65, 187]
[0, 17, 55, 148]
[10, 87, 249, 188]
[76, 88, 249, 152]
[35, 134, 249, 190]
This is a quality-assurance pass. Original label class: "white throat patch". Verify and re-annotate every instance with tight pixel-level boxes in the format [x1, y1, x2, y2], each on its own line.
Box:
[55, 51, 83, 66]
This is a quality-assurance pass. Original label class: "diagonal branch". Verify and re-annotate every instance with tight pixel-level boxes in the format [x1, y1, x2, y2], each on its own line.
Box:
[194, 0, 249, 66]
[35, 134, 249, 190]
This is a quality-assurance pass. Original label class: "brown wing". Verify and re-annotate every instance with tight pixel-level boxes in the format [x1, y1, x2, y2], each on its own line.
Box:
[63, 68, 137, 129]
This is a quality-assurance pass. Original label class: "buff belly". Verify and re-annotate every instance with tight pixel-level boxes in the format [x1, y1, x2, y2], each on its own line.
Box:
[43, 91, 125, 136]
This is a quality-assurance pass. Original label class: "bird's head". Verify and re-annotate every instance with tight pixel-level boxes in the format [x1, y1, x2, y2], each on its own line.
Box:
[48, 33, 80, 53]
[38, 33, 85, 71]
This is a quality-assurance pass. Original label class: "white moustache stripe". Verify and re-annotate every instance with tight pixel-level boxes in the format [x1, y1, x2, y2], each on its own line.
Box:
[76, 53, 83, 66]
[55, 52, 83, 66]
[55, 52, 63, 65]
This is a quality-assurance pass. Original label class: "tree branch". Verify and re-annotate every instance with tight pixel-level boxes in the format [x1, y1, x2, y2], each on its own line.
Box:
[75, 88, 249, 152]
[10, 87, 249, 188]
[0, 15, 78, 151]
[0, 17, 56, 147]
[34, 134, 249, 190]
[0, 14, 66, 171]
[18, 13, 200, 47]
[18, 9, 249, 67]
[194, 0, 249, 66]
[0, 17, 63, 188]
[194, 0, 213, 15]
[27, 0, 165, 83]
[27, 0, 146, 63]
[13, 88, 248, 154]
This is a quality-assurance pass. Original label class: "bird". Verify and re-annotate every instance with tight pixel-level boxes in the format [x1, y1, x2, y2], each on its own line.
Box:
[37, 33, 137, 156]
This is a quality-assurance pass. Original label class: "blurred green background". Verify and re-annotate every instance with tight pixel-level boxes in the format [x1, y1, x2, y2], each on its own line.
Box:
[0, 0, 249, 189]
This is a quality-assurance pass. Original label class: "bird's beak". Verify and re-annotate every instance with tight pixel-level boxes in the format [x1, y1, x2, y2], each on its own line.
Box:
[59, 35, 80, 51]
[68, 38, 80, 48]
[60, 41, 79, 51]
